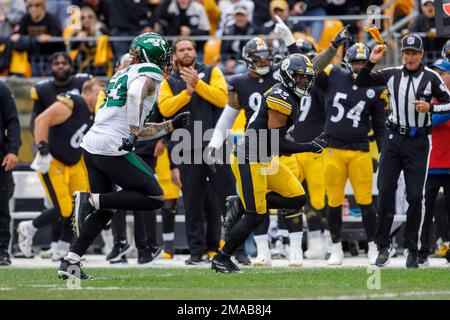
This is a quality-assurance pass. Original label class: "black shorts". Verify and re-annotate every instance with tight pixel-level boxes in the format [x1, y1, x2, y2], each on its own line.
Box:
[83, 150, 163, 197]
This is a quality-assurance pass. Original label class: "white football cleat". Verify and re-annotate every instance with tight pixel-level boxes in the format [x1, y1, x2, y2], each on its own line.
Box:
[17, 220, 37, 257]
[304, 231, 325, 259]
[252, 251, 272, 267]
[327, 242, 344, 265]
[271, 239, 288, 259]
[367, 241, 378, 265]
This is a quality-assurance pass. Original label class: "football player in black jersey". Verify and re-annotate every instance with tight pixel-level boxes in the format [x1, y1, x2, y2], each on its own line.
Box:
[211, 54, 327, 273]
[314, 43, 388, 265]
[30, 52, 92, 130]
[17, 80, 103, 260]
[207, 18, 350, 267]
[27, 52, 92, 259]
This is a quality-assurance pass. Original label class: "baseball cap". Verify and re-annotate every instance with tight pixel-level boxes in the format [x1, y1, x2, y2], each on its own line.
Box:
[233, 6, 248, 16]
[432, 59, 450, 72]
[421, 0, 434, 5]
[270, 0, 288, 11]
[401, 34, 423, 52]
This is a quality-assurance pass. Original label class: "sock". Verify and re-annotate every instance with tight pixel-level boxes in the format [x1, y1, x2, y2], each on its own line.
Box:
[70, 210, 114, 257]
[100, 190, 163, 211]
[328, 206, 343, 243]
[162, 206, 176, 237]
[221, 212, 265, 256]
[266, 192, 306, 209]
[254, 234, 270, 257]
[289, 231, 303, 249]
[283, 210, 303, 233]
[59, 217, 74, 243]
[305, 207, 322, 232]
[57, 240, 70, 252]
[359, 204, 377, 242]
[253, 213, 270, 236]
[32, 208, 58, 229]
[66, 252, 81, 263]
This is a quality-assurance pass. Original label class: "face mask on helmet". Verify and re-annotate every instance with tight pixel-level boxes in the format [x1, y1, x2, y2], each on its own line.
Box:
[250, 50, 272, 75]
[293, 72, 315, 97]
[442, 42, 450, 62]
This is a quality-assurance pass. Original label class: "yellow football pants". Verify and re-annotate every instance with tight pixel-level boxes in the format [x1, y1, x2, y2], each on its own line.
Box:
[230, 154, 305, 214]
[323, 148, 373, 207]
[38, 157, 89, 218]
[295, 152, 326, 210]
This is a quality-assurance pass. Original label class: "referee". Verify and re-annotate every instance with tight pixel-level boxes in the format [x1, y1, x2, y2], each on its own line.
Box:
[356, 34, 450, 268]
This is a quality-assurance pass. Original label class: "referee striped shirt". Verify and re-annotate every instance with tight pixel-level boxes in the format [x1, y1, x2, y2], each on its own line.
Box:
[356, 62, 450, 128]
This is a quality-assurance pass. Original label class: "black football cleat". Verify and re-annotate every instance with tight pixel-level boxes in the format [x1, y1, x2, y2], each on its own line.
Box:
[211, 254, 242, 274]
[405, 250, 419, 269]
[72, 192, 95, 237]
[224, 196, 245, 239]
[57, 258, 93, 280]
[375, 245, 396, 267]
[106, 241, 132, 262]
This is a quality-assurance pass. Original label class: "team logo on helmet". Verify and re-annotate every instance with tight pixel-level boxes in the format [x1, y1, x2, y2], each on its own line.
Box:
[281, 59, 290, 71]
[366, 89, 375, 99]
[407, 36, 415, 45]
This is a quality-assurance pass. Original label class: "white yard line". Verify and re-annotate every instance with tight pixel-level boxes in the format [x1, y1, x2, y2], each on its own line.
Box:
[298, 290, 450, 300]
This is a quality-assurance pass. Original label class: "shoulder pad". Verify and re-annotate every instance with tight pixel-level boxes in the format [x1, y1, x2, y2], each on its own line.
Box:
[265, 86, 293, 116]
[56, 92, 75, 109]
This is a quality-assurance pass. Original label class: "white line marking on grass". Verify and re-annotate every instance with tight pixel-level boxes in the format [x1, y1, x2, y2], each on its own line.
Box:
[0, 288, 12, 291]
[299, 290, 450, 300]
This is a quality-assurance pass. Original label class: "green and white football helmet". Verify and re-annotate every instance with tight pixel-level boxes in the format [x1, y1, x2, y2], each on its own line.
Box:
[129, 32, 173, 74]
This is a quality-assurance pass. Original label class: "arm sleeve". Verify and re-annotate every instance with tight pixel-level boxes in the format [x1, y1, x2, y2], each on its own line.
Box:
[355, 61, 388, 87]
[126, 76, 148, 129]
[208, 105, 240, 149]
[194, 67, 228, 108]
[311, 45, 338, 73]
[158, 79, 192, 117]
[0, 83, 21, 155]
[430, 74, 450, 114]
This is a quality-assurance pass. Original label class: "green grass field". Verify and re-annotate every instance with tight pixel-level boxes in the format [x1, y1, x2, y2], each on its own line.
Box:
[1, 268, 450, 300]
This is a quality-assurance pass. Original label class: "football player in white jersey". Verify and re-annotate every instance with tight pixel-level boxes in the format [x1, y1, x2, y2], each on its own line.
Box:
[57, 33, 190, 280]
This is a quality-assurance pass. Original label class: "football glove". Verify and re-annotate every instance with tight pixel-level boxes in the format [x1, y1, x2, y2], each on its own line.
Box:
[31, 142, 52, 174]
[118, 133, 138, 152]
[204, 145, 222, 177]
[172, 111, 190, 130]
[331, 24, 352, 48]
[274, 15, 296, 47]
[309, 133, 327, 154]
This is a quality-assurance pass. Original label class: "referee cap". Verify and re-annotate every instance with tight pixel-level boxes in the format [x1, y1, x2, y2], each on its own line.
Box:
[401, 34, 423, 52]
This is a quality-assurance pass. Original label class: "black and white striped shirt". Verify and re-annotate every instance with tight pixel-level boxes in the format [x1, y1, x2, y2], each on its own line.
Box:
[356, 62, 450, 128]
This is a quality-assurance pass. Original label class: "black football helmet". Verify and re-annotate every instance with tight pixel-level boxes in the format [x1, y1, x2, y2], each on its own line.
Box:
[279, 53, 316, 97]
[295, 39, 317, 59]
[442, 39, 450, 61]
[344, 43, 370, 76]
[242, 37, 273, 75]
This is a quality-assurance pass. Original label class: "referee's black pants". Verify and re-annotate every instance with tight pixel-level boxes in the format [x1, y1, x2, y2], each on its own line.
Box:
[0, 166, 14, 253]
[376, 130, 431, 252]
[420, 174, 450, 254]
[178, 149, 236, 257]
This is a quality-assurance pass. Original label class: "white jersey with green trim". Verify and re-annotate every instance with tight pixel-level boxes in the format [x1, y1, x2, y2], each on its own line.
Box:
[81, 62, 164, 156]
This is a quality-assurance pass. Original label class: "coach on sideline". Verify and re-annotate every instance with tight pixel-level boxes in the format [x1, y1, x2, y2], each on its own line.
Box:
[356, 34, 450, 268]
[0, 81, 20, 266]
[159, 37, 236, 265]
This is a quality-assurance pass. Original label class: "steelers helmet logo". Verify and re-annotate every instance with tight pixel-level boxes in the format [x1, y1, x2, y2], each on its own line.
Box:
[281, 58, 290, 71]
[366, 89, 375, 99]
[407, 36, 415, 45]
[198, 72, 205, 79]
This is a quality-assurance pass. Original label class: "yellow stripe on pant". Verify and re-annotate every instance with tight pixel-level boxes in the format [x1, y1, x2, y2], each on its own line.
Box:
[155, 148, 180, 200]
[38, 157, 89, 218]
[323, 147, 373, 207]
[230, 154, 305, 214]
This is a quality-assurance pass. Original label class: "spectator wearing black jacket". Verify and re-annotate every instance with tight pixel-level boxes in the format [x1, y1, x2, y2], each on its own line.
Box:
[157, 0, 210, 45]
[220, 6, 258, 75]
[10, 0, 64, 75]
[108, 0, 153, 63]
[0, 81, 20, 266]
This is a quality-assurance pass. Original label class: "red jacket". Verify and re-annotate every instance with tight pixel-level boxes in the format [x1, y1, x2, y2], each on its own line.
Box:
[430, 110, 450, 169]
